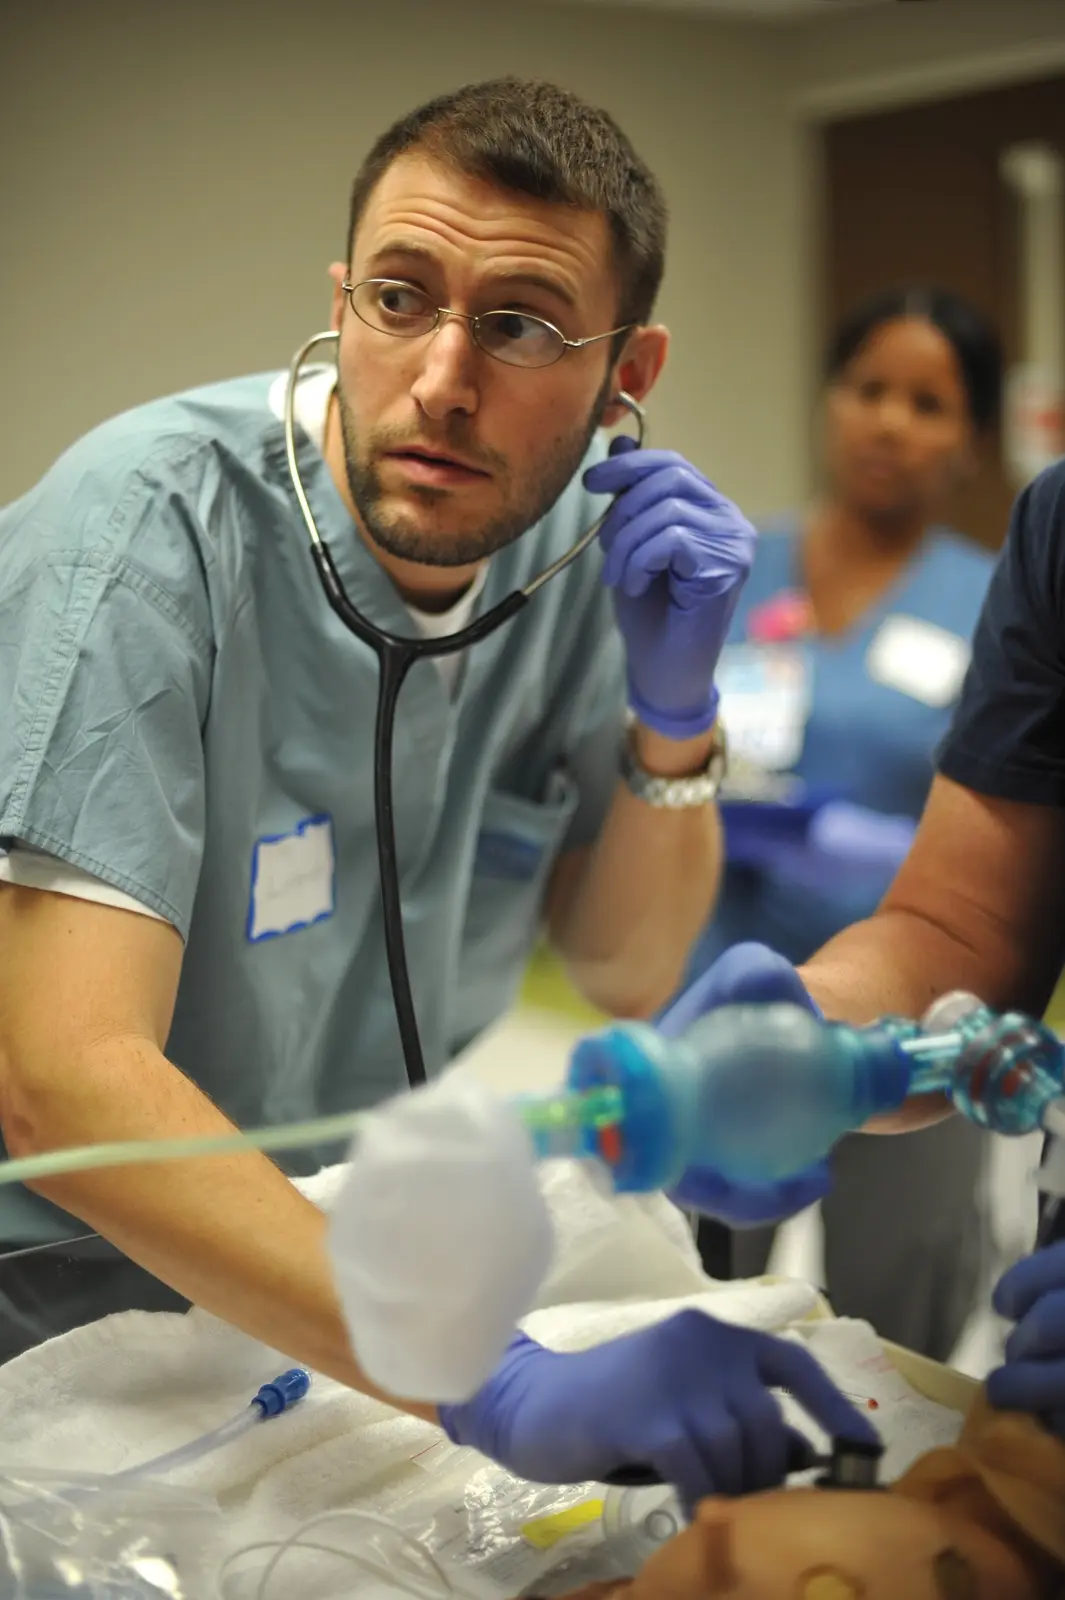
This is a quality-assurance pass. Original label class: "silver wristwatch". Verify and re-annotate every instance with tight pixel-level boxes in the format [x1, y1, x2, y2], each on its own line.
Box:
[619, 718, 729, 808]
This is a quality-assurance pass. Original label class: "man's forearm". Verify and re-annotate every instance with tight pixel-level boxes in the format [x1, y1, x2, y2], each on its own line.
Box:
[2, 1035, 436, 1421]
[801, 899, 1051, 1023]
[552, 722, 722, 1017]
[799, 906, 1031, 1132]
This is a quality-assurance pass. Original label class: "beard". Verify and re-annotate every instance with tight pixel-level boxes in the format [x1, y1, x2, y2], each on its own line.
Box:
[335, 372, 613, 568]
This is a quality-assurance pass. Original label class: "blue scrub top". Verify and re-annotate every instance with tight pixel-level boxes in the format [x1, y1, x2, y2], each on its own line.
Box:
[0, 372, 625, 1242]
[693, 518, 994, 969]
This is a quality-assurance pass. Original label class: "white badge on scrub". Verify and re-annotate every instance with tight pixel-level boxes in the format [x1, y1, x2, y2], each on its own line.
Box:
[715, 643, 812, 773]
[865, 615, 970, 708]
[248, 813, 336, 942]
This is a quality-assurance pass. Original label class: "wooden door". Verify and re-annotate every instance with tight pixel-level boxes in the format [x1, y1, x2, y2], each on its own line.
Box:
[822, 74, 1065, 549]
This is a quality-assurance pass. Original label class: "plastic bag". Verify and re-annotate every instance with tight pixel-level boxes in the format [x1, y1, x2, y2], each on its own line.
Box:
[0, 1468, 223, 1598]
[216, 1507, 457, 1600]
[387, 1440, 684, 1598]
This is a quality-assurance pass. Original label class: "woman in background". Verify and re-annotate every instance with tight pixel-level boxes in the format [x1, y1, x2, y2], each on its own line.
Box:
[693, 287, 1004, 1362]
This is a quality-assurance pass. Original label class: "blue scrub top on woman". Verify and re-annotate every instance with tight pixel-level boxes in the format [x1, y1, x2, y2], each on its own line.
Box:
[692, 519, 994, 970]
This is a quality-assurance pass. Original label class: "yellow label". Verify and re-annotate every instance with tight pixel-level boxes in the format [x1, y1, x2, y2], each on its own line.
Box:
[520, 1498, 605, 1551]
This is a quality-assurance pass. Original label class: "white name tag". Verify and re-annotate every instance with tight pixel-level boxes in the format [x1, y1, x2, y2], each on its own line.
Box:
[248, 814, 336, 942]
[716, 643, 812, 772]
[865, 615, 970, 708]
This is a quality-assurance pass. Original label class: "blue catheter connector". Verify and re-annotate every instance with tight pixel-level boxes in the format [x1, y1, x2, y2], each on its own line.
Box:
[252, 1366, 312, 1417]
[98, 1367, 314, 1490]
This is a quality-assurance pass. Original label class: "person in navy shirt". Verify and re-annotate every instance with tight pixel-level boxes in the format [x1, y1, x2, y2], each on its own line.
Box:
[690, 288, 1003, 1362]
[701, 454, 1065, 1436]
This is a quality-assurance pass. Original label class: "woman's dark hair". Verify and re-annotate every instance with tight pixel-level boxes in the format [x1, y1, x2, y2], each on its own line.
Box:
[826, 287, 1004, 433]
[345, 78, 667, 329]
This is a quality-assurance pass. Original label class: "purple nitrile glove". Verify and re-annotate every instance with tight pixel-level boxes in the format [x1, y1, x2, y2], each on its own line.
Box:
[767, 801, 916, 894]
[720, 800, 914, 885]
[988, 1239, 1065, 1439]
[439, 1316, 879, 1515]
[584, 438, 755, 740]
[659, 943, 833, 1226]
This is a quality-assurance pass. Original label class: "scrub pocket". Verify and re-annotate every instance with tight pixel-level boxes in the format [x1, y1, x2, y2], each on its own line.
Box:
[453, 768, 579, 1050]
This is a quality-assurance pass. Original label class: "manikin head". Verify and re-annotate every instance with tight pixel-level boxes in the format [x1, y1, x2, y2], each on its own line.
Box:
[539, 1484, 1035, 1599]
[534, 1392, 1065, 1600]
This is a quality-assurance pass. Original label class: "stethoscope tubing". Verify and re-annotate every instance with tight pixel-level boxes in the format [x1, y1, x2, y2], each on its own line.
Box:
[284, 330, 644, 1089]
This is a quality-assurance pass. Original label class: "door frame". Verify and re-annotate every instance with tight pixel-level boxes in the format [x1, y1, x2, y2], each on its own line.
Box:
[794, 38, 1065, 122]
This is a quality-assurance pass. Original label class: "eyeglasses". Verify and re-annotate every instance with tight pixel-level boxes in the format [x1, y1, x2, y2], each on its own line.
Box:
[342, 278, 634, 370]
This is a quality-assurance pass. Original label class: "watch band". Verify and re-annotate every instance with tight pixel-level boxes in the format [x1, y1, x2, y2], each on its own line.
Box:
[619, 719, 729, 808]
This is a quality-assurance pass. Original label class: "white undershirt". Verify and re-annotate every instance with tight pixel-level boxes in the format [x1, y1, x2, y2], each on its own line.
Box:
[267, 367, 488, 697]
[1, 369, 488, 922]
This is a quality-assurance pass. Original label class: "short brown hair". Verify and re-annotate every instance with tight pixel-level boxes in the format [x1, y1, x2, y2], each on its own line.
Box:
[346, 78, 667, 327]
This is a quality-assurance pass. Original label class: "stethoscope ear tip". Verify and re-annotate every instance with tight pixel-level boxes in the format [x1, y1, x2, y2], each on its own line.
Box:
[614, 390, 647, 450]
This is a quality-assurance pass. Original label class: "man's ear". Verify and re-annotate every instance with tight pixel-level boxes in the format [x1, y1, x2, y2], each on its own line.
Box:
[600, 325, 669, 431]
[328, 262, 349, 333]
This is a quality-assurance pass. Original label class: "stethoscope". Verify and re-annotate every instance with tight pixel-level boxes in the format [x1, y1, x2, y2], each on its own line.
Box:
[283, 329, 646, 1091]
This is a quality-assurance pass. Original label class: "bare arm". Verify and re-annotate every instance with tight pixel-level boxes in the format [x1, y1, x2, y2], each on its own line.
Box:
[544, 722, 722, 1018]
[798, 774, 1065, 1129]
[0, 884, 435, 1419]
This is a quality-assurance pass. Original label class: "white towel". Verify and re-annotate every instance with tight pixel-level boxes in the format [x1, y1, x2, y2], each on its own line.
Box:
[780, 1317, 967, 1482]
[0, 1162, 815, 1577]
[0, 1161, 959, 1595]
[531, 1159, 716, 1307]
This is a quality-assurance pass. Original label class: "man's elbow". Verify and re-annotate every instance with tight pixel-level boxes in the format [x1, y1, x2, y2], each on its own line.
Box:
[0, 1023, 111, 1164]
[0, 1034, 46, 1159]
[0, 1040, 105, 1222]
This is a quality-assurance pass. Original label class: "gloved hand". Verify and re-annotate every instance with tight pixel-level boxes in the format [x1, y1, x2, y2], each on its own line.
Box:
[584, 439, 755, 740]
[721, 800, 915, 885]
[660, 943, 832, 1225]
[769, 802, 917, 895]
[809, 801, 916, 868]
[439, 1313, 879, 1513]
[987, 1239, 1065, 1438]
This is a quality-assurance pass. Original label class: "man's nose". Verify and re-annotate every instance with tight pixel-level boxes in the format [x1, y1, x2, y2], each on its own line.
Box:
[409, 315, 481, 421]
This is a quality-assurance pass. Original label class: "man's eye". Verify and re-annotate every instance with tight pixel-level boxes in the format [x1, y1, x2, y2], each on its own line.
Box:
[493, 312, 545, 342]
[378, 286, 429, 318]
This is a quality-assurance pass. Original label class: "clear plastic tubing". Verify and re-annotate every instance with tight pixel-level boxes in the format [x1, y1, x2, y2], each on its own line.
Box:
[100, 1368, 311, 1489]
[106, 1408, 259, 1487]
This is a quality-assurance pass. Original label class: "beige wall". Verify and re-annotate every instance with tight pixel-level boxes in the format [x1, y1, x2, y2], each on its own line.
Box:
[0, 0, 804, 517]
[5, 0, 1064, 519]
